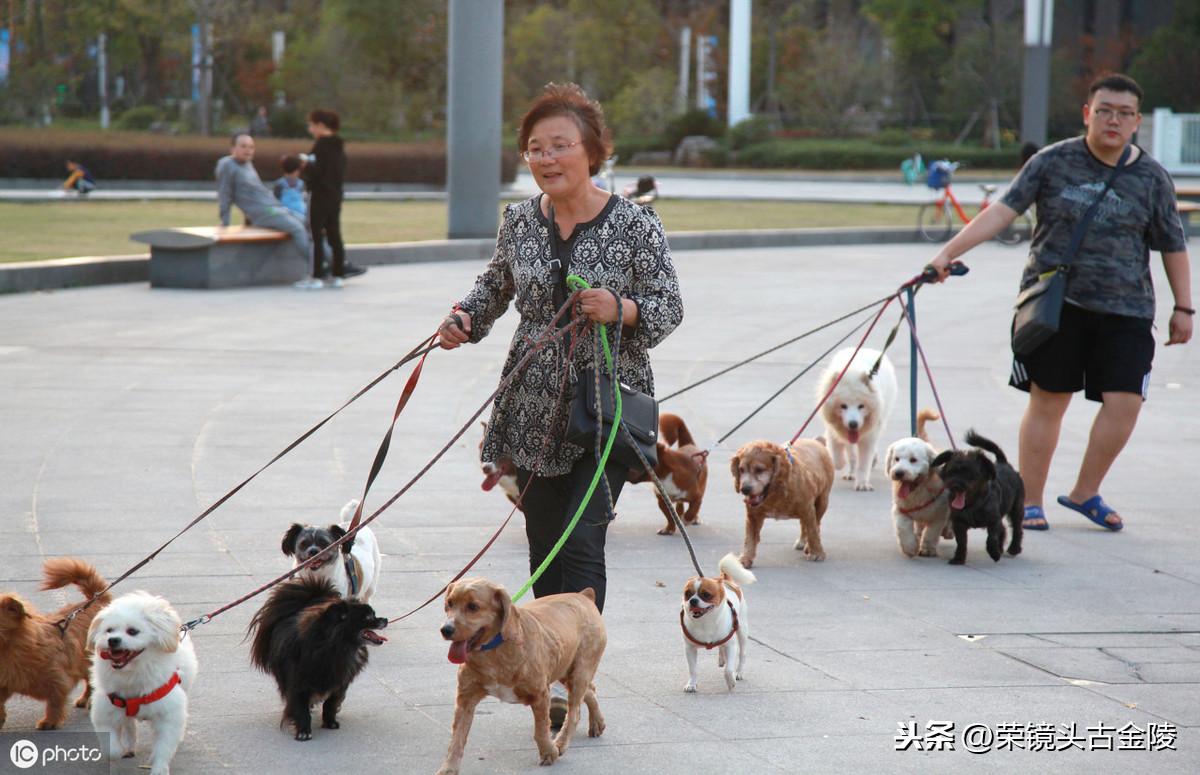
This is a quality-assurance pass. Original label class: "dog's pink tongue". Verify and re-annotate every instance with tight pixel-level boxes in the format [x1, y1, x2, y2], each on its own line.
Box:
[951, 491, 966, 510]
[481, 471, 503, 492]
[448, 640, 470, 664]
[898, 482, 912, 499]
[846, 428, 861, 443]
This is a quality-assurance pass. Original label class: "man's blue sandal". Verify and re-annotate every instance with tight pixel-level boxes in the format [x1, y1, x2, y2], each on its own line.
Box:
[1056, 495, 1123, 532]
[1022, 505, 1049, 530]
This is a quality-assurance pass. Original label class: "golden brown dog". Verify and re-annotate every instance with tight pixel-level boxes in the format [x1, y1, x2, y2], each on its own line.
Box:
[730, 439, 835, 567]
[437, 578, 606, 775]
[0, 557, 110, 730]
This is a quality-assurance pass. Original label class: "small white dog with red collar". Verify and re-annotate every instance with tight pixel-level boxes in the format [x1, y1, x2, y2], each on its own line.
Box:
[88, 592, 198, 775]
[680, 553, 755, 693]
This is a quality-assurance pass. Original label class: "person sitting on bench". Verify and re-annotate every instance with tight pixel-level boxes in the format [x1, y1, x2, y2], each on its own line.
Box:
[214, 134, 311, 265]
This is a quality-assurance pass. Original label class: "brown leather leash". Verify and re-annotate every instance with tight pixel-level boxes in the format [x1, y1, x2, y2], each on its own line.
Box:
[53, 334, 441, 635]
[182, 297, 588, 632]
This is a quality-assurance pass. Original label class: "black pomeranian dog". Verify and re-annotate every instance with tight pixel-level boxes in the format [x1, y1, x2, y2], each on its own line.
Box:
[248, 577, 388, 740]
[931, 430, 1024, 565]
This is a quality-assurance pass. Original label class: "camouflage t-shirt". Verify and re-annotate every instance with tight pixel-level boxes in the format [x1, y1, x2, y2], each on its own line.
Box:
[1001, 137, 1187, 319]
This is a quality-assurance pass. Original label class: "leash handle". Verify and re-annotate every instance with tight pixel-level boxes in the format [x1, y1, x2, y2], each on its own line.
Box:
[917, 260, 969, 285]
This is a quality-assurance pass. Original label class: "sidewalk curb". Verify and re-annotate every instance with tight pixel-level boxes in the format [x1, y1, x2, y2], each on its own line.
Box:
[0, 227, 932, 294]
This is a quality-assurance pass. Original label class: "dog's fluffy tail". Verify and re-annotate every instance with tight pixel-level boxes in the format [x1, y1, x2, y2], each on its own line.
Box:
[718, 553, 756, 586]
[40, 557, 111, 604]
[915, 408, 941, 443]
[964, 429, 1008, 466]
[659, 413, 695, 448]
[339, 499, 361, 523]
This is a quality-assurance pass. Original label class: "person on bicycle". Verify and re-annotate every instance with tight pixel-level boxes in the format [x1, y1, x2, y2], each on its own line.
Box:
[926, 73, 1192, 533]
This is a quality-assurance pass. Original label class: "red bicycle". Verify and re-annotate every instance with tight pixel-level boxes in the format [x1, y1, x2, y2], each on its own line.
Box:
[917, 161, 1032, 245]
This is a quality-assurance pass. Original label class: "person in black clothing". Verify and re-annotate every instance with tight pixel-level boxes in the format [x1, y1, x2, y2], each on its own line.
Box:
[295, 109, 366, 289]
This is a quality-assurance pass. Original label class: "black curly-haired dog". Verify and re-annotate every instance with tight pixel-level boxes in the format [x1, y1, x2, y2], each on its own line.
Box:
[248, 577, 388, 740]
[931, 430, 1024, 565]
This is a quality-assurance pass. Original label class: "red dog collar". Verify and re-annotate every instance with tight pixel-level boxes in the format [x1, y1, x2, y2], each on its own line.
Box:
[108, 672, 181, 717]
[680, 601, 739, 650]
[898, 486, 945, 518]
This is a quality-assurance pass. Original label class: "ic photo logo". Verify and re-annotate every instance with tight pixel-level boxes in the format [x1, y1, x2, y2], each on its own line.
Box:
[9, 739, 38, 769]
[5, 735, 106, 772]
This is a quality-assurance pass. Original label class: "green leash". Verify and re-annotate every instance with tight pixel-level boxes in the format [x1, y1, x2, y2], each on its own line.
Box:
[510, 275, 621, 602]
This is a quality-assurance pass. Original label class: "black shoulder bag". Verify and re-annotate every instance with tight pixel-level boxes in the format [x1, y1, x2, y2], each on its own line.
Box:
[1011, 145, 1131, 356]
[544, 202, 659, 473]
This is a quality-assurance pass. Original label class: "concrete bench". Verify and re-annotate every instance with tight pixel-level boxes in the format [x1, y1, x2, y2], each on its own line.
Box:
[130, 226, 307, 289]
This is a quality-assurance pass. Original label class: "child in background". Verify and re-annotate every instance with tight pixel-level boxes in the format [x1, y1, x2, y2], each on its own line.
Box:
[62, 160, 96, 195]
[272, 155, 307, 217]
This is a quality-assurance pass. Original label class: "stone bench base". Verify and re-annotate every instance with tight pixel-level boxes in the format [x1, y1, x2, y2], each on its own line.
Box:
[132, 226, 307, 289]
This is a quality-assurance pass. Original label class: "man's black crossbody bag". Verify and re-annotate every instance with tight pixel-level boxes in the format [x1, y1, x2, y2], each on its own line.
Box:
[545, 203, 659, 473]
[1012, 145, 1131, 357]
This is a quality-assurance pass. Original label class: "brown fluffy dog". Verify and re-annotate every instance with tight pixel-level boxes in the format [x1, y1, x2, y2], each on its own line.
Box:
[629, 413, 709, 535]
[731, 439, 835, 567]
[437, 578, 606, 775]
[0, 558, 110, 730]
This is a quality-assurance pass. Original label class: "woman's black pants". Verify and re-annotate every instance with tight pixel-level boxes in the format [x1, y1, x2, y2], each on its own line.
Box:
[515, 454, 627, 614]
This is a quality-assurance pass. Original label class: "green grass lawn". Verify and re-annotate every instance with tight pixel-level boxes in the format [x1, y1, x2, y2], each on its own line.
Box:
[0, 199, 920, 264]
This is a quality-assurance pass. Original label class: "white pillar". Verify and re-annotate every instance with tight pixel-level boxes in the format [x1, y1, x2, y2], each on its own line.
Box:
[676, 26, 691, 115]
[727, 0, 751, 127]
[98, 32, 109, 129]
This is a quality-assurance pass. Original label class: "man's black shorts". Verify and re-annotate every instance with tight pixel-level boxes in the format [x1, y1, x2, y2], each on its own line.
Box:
[1009, 302, 1154, 402]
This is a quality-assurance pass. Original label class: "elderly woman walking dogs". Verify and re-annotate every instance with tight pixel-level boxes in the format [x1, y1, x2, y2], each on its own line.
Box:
[436, 83, 683, 772]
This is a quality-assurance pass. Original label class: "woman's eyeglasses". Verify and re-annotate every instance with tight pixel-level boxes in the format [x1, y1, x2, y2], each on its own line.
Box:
[522, 141, 579, 163]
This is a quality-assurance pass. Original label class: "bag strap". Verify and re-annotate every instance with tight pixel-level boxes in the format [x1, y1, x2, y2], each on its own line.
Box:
[1058, 144, 1132, 270]
[547, 200, 572, 322]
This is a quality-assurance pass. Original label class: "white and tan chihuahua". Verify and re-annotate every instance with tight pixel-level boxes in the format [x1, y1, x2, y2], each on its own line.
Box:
[680, 553, 755, 693]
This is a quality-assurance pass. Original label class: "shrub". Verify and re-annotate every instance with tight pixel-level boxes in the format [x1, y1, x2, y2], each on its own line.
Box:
[728, 115, 775, 150]
[0, 128, 518, 184]
[268, 105, 308, 138]
[116, 106, 160, 131]
[663, 109, 725, 151]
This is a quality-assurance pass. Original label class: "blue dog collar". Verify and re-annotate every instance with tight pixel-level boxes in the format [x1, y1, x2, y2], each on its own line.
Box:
[478, 633, 504, 652]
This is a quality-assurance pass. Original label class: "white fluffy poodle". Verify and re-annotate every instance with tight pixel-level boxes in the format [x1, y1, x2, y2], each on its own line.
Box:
[88, 592, 198, 775]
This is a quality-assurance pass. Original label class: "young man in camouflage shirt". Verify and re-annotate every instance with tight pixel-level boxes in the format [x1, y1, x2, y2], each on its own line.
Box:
[927, 73, 1192, 533]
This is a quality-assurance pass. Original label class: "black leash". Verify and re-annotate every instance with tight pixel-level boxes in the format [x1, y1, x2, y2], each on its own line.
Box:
[658, 293, 895, 404]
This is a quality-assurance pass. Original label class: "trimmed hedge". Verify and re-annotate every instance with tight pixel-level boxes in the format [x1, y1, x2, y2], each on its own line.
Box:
[735, 138, 1020, 170]
[0, 128, 518, 184]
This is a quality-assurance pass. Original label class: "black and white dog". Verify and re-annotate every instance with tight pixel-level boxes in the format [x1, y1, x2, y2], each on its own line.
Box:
[932, 430, 1024, 565]
[248, 578, 387, 741]
[281, 499, 381, 602]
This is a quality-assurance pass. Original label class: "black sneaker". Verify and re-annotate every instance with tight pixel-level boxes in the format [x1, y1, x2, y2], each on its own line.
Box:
[342, 262, 368, 278]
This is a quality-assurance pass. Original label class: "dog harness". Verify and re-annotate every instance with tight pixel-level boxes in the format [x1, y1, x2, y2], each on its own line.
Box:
[344, 555, 364, 597]
[680, 600, 739, 650]
[897, 486, 946, 518]
[107, 672, 181, 717]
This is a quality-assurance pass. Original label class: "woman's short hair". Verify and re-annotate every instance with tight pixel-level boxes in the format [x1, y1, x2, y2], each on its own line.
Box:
[518, 83, 612, 176]
[308, 109, 340, 131]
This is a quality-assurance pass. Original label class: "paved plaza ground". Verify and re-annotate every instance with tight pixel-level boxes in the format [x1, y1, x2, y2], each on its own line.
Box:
[1, 239, 1197, 774]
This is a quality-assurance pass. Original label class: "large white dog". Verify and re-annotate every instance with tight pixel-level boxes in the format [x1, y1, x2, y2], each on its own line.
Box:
[816, 346, 897, 491]
[89, 592, 198, 775]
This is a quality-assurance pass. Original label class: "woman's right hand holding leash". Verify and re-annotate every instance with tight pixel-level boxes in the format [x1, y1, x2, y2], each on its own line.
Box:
[438, 310, 472, 350]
